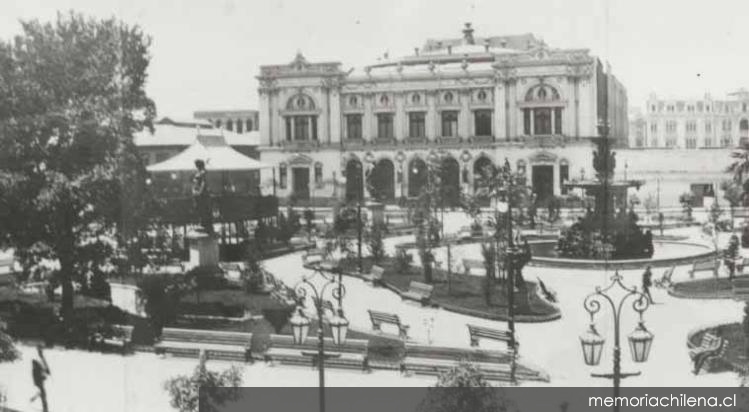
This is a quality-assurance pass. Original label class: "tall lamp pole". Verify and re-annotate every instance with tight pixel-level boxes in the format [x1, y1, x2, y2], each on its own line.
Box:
[496, 158, 519, 383]
[580, 272, 654, 412]
[290, 266, 349, 412]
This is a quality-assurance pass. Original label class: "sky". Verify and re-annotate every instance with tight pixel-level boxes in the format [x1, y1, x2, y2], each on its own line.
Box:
[2, 0, 749, 118]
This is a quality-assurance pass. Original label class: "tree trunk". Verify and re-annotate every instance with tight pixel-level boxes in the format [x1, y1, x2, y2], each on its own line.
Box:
[58, 245, 75, 324]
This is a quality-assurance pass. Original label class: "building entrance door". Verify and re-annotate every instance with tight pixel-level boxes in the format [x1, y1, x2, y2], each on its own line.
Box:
[532, 165, 554, 204]
[292, 167, 310, 200]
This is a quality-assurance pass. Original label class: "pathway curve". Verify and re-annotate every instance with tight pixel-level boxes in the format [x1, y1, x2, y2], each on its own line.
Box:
[263, 221, 743, 387]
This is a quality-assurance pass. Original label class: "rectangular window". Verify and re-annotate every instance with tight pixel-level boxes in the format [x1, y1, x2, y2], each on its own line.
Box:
[279, 166, 287, 189]
[377, 113, 394, 138]
[686, 121, 696, 133]
[441, 111, 459, 137]
[635, 138, 644, 147]
[409, 112, 426, 138]
[346, 114, 362, 139]
[311, 117, 318, 140]
[705, 122, 712, 133]
[650, 123, 657, 133]
[554, 108, 562, 134]
[523, 109, 531, 135]
[534, 108, 552, 135]
[686, 137, 697, 148]
[314, 164, 323, 185]
[293, 116, 309, 140]
[285, 117, 292, 141]
[722, 136, 732, 147]
[473, 110, 492, 136]
[723, 120, 732, 131]
[705, 137, 713, 148]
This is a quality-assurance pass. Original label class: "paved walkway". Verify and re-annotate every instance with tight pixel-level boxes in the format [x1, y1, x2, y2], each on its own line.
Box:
[265, 220, 743, 387]
[0, 219, 743, 412]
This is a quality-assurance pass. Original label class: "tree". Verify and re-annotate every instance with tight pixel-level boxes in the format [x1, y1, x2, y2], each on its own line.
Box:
[722, 180, 742, 227]
[416, 362, 517, 412]
[367, 222, 387, 263]
[727, 140, 749, 188]
[164, 353, 242, 412]
[709, 198, 724, 225]
[0, 331, 20, 363]
[0, 12, 156, 325]
[679, 192, 695, 221]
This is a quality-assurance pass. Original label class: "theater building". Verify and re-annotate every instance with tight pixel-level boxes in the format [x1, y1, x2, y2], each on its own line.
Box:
[256, 24, 628, 206]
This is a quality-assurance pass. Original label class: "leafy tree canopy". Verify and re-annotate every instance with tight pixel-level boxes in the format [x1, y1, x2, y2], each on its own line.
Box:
[0, 11, 156, 321]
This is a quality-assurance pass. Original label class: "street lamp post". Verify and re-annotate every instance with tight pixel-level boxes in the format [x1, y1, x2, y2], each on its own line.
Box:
[580, 271, 654, 412]
[289, 266, 349, 412]
[496, 158, 520, 383]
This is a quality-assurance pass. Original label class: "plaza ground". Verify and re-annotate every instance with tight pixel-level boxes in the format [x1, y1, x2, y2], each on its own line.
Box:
[0, 214, 745, 411]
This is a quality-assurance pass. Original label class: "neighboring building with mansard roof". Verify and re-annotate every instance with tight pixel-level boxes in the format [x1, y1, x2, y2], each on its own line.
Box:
[194, 110, 259, 134]
[255, 23, 628, 206]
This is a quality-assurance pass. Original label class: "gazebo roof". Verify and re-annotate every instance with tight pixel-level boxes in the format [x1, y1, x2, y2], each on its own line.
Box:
[146, 134, 269, 173]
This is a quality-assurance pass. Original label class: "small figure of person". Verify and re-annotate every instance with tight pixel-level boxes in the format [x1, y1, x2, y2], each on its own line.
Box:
[30, 345, 51, 412]
[641, 265, 654, 304]
[724, 234, 740, 280]
[658, 212, 665, 236]
[192, 159, 213, 234]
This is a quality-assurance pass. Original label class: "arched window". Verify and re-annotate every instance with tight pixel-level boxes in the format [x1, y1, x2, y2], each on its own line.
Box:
[411, 93, 421, 104]
[236, 119, 243, 133]
[246, 119, 253, 131]
[226, 119, 234, 131]
[444, 92, 454, 104]
[380, 94, 390, 105]
[284, 94, 318, 142]
[523, 84, 564, 136]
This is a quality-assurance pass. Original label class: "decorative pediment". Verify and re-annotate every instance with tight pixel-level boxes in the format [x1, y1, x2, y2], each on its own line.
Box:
[529, 150, 557, 163]
[288, 153, 314, 166]
[290, 52, 311, 71]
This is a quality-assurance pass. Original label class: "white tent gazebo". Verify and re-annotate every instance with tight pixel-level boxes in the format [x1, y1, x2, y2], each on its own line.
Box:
[147, 134, 267, 173]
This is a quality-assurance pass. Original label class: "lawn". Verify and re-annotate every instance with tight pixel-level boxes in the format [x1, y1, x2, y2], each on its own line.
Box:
[670, 276, 748, 299]
[336, 256, 559, 320]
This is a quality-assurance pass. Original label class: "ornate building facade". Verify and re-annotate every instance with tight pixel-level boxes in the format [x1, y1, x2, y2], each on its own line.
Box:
[635, 89, 749, 149]
[257, 24, 628, 205]
[194, 109, 259, 134]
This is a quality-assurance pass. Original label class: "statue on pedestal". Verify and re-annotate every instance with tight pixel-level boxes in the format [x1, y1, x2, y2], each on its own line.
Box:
[192, 159, 213, 234]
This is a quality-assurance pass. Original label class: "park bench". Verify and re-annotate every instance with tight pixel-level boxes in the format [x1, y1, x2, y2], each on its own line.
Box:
[155, 327, 253, 362]
[361, 265, 385, 285]
[467, 324, 514, 350]
[367, 310, 409, 339]
[400, 343, 547, 383]
[738, 258, 749, 276]
[401, 281, 434, 305]
[91, 324, 133, 354]
[302, 248, 326, 267]
[654, 266, 676, 288]
[688, 260, 720, 279]
[732, 278, 749, 300]
[263, 334, 369, 371]
[689, 332, 729, 374]
[462, 259, 485, 277]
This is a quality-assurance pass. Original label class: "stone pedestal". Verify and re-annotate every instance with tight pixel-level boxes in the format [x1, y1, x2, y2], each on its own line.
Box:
[367, 202, 385, 227]
[187, 231, 219, 268]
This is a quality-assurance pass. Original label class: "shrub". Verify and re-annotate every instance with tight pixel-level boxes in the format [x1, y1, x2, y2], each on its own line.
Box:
[262, 307, 294, 334]
[164, 354, 242, 412]
[394, 249, 413, 275]
[368, 223, 387, 263]
[679, 192, 695, 221]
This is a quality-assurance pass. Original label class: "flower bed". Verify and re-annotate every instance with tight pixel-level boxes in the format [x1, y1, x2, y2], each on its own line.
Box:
[335, 257, 560, 322]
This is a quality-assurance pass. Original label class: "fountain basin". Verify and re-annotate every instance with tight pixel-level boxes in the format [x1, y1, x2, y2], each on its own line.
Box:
[527, 240, 716, 270]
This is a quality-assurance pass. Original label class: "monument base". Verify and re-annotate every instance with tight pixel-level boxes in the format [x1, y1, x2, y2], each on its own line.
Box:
[187, 230, 219, 269]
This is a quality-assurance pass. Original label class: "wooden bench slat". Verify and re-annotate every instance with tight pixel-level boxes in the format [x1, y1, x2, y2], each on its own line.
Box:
[368, 310, 409, 339]
[264, 334, 369, 371]
[467, 324, 512, 349]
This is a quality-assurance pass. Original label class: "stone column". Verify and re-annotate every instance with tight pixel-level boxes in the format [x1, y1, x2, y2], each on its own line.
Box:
[495, 82, 505, 140]
[427, 91, 437, 140]
[460, 90, 471, 139]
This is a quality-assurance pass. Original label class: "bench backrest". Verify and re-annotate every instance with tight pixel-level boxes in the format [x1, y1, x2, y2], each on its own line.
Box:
[368, 310, 400, 325]
[694, 260, 719, 271]
[662, 266, 675, 280]
[268, 334, 368, 354]
[408, 281, 434, 297]
[370, 265, 385, 280]
[113, 324, 134, 339]
[161, 327, 252, 347]
[467, 324, 512, 342]
[733, 278, 749, 300]
[404, 343, 506, 363]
